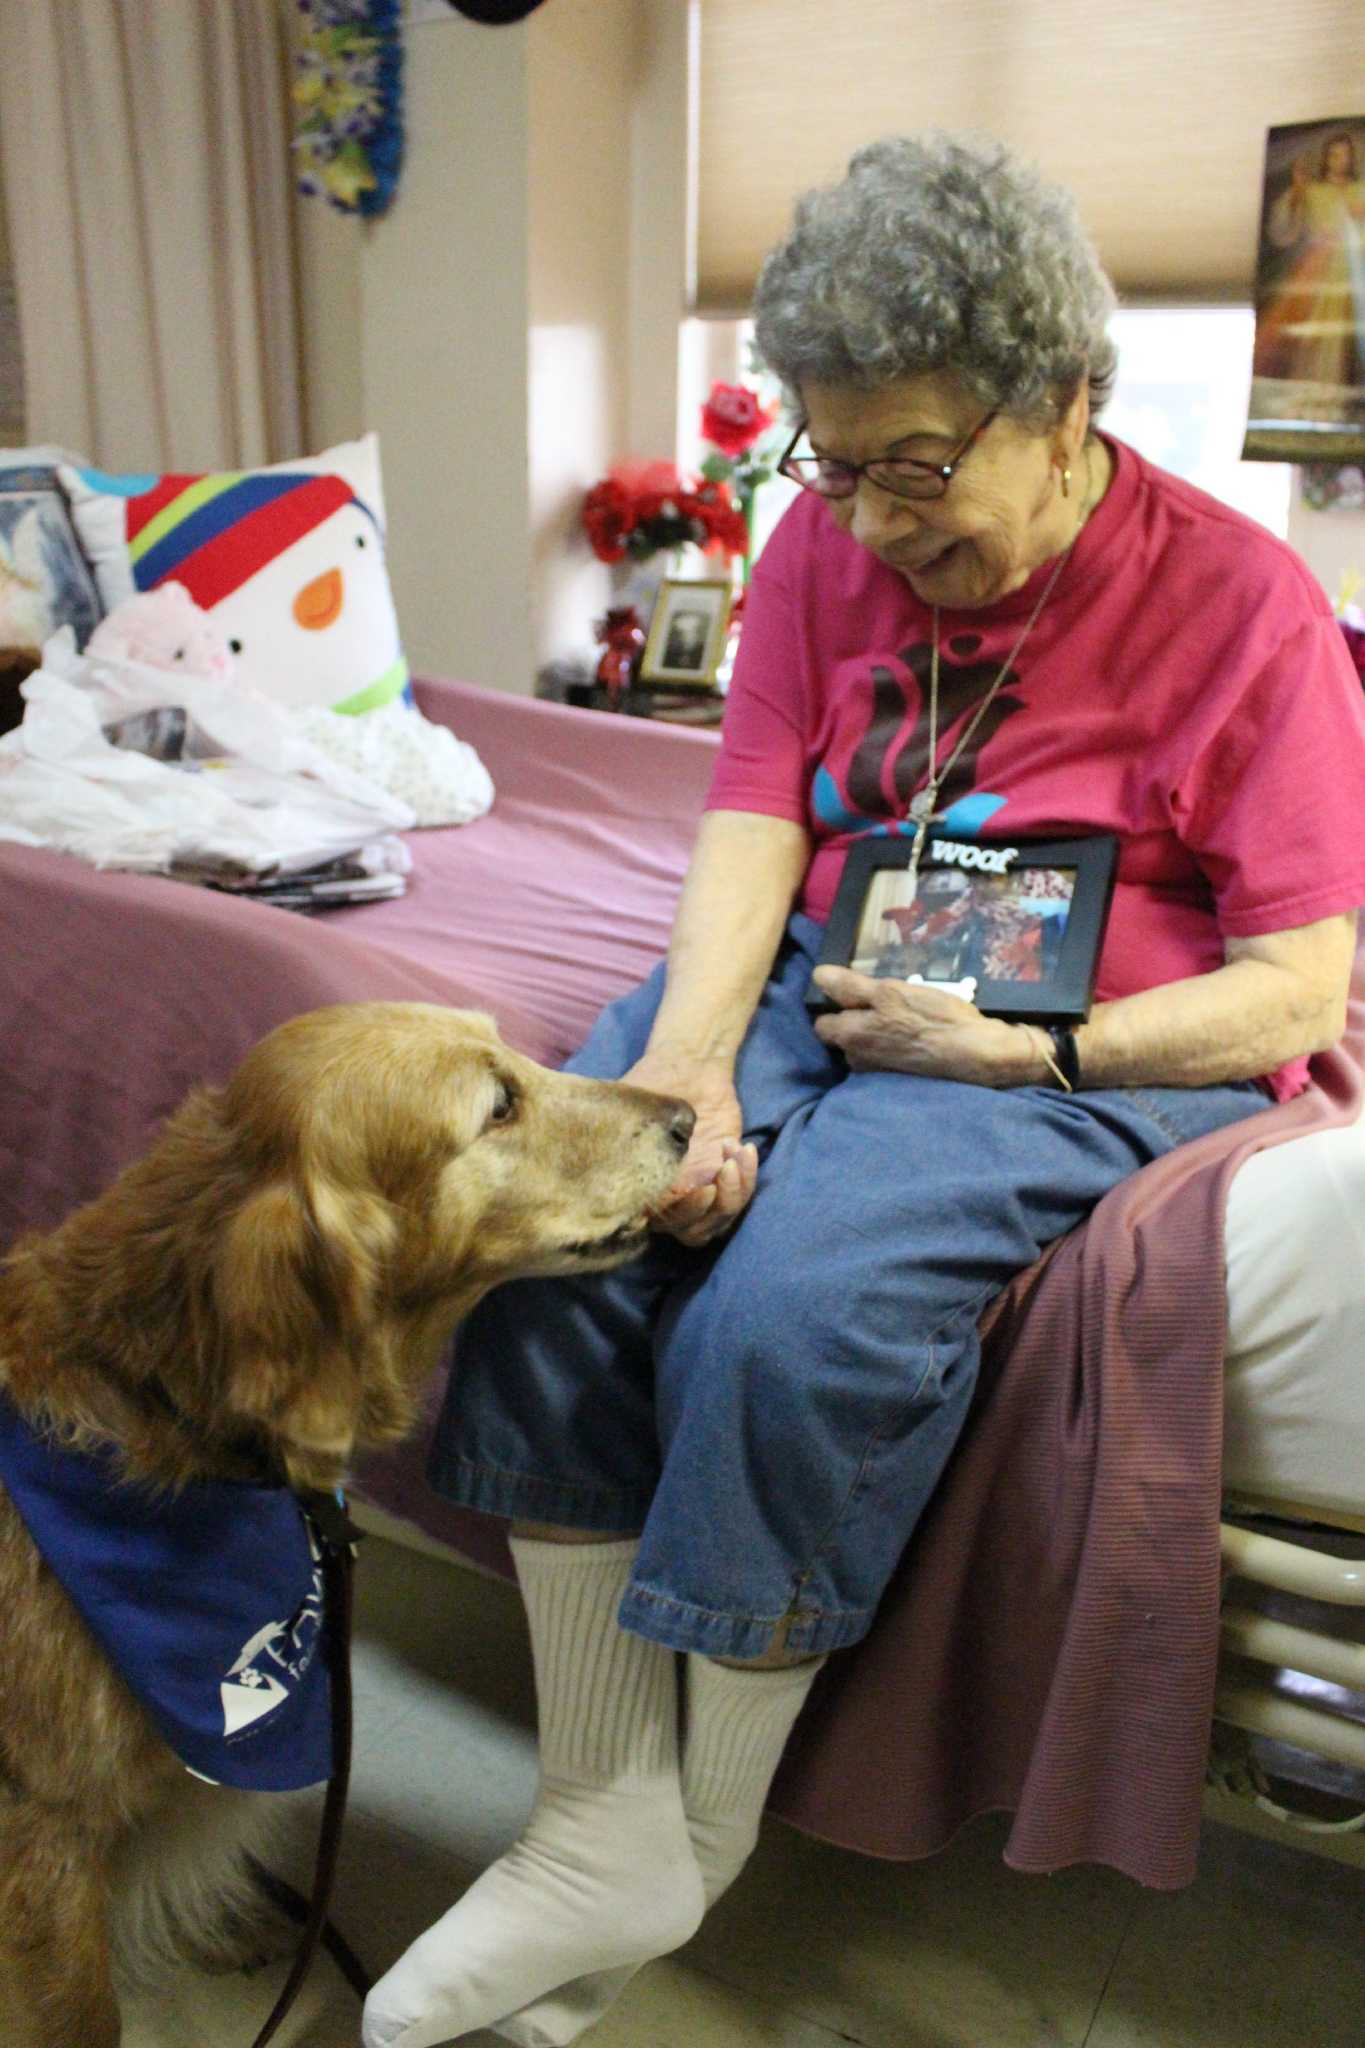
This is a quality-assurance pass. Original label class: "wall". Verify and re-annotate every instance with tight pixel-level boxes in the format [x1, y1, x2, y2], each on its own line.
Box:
[526, 0, 635, 672]
[524, 0, 694, 672]
[293, 169, 364, 461]
[291, 0, 693, 693]
[292, 12, 532, 692]
[1288, 497, 1365, 613]
[625, 0, 695, 460]
[361, 19, 533, 693]
[526, 0, 695, 673]
[0, 123, 22, 442]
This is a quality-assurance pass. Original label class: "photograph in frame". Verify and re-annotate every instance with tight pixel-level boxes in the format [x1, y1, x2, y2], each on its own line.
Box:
[1243, 114, 1365, 464]
[639, 577, 732, 689]
[806, 832, 1119, 1025]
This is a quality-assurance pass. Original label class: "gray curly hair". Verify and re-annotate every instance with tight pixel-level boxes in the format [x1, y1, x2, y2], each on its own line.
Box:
[753, 133, 1118, 428]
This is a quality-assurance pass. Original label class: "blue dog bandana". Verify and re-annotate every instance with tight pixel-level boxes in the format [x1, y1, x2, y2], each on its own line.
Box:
[0, 1392, 334, 1791]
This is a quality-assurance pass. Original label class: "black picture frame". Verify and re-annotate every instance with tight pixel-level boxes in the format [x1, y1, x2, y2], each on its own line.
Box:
[806, 830, 1119, 1024]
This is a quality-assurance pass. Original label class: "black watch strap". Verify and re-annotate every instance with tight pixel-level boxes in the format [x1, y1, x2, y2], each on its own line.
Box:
[1046, 1024, 1083, 1092]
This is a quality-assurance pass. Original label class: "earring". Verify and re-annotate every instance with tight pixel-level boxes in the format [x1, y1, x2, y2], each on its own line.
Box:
[1060, 466, 1072, 498]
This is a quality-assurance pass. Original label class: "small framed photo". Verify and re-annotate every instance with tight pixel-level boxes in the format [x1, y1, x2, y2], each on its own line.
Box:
[806, 831, 1119, 1024]
[639, 578, 732, 689]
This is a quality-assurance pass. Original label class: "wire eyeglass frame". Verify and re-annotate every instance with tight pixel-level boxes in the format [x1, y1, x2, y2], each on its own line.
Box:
[777, 408, 1000, 503]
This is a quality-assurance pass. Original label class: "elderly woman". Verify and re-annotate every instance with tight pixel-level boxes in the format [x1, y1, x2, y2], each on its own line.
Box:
[364, 135, 1365, 2048]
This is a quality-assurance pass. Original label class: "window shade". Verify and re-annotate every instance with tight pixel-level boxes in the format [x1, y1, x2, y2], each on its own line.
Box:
[696, 0, 1361, 311]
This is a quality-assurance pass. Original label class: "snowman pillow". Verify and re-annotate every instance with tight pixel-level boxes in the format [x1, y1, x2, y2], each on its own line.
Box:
[60, 434, 411, 716]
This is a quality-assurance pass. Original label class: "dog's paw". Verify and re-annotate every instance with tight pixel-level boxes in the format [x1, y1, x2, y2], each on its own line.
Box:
[190, 1900, 300, 1977]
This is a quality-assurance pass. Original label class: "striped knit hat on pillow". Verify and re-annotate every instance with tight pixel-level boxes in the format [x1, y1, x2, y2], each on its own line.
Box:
[61, 434, 410, 715]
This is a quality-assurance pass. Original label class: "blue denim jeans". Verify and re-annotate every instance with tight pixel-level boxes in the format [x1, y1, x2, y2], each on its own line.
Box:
[430, 917, 1268, 1659]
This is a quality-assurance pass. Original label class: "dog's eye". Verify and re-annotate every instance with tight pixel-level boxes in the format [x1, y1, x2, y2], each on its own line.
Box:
[488, 1079, 517, 1126]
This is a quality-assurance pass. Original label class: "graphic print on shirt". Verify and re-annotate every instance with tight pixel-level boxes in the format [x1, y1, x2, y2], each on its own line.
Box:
[812, 634, 1023, 839]
[220, 1542, 325, 1743]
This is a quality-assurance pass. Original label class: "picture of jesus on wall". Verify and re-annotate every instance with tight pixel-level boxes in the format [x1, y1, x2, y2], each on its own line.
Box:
[1245, 115, 1365, 462]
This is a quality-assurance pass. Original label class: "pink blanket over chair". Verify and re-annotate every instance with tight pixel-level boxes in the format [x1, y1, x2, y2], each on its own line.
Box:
[766, 964, 1365, 1888]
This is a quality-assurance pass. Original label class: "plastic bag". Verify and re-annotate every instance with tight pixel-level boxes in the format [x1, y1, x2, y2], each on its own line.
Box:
[0, 629, 415, 875]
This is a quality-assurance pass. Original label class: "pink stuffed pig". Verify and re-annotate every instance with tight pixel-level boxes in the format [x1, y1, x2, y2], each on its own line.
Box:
[88, 581, 236, 682]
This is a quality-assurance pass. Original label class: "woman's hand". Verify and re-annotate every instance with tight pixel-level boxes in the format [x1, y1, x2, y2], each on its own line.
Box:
[621, 1049, 759, 1245]
[811, 967, 1035, 1085]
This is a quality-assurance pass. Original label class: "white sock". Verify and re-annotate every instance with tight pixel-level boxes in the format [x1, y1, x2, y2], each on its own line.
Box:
[493, 1650, 825, 2048]
[361, 1538, 704, 2048]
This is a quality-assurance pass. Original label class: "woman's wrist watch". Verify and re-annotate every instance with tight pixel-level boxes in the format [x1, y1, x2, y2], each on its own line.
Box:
[1044, 1024, 1083, 1092]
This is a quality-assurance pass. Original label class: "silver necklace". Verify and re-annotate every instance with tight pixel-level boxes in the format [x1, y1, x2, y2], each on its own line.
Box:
[903, 455, 1094, 891]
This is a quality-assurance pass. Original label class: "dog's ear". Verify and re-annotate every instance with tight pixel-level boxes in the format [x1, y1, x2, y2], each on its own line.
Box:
[213, 1176, 399, 1464]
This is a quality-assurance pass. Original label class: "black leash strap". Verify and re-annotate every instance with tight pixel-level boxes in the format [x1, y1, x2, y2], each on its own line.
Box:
[245, 1861, 372, 2005]
[247, 1492, 370, 2048]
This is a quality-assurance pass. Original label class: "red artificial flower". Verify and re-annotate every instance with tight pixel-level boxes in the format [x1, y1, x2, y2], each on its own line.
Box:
[702, 501, 752, 560]
[611, 459, 685, 500]
[633, 488, 682, 528]
[582, 478, 634, 562]
[687, 479, 751, 560]
[700, 381, 777, 456]
[672, 487, 710, 521]
[583, 457, 753, 565]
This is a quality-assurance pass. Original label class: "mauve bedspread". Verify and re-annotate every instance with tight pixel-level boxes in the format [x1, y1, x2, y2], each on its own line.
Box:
[767, 976, 1363, 1889]
[0, 678, 718, 1243]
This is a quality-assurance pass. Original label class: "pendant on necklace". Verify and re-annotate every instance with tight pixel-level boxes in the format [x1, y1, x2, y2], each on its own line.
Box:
[907, 788, 935, 824]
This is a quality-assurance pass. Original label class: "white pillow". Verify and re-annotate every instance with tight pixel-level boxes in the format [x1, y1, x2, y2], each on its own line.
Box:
[59, 435, 410, 715]
[1223, 1114, 1365, 1521]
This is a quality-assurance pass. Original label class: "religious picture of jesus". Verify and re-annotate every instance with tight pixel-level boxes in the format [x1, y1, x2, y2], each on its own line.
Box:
[1245, 115, 1365, 462]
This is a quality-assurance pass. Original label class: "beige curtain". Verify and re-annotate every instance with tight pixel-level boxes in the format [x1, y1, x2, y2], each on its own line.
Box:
[696, 0, 1364, 311]
[0, 0, 302, 470]
[0, 146, 22, 441]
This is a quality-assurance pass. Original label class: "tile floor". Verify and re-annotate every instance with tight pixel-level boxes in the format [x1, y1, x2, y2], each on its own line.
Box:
[123, 1532, 1365, 2048]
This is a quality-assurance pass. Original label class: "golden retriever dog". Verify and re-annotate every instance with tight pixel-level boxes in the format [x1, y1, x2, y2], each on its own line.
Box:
[0, 1001, 693, 2047]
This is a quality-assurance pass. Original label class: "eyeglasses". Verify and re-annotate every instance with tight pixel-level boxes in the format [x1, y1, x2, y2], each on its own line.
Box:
[777, 409, 999, 503]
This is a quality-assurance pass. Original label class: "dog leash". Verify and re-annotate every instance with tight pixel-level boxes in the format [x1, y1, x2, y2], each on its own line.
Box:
[245, 1859, 373, 2004]
[246, 1488, 373, 2048]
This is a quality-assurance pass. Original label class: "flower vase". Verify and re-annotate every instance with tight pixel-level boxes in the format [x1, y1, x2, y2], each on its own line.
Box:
[613, 558, 662, 619]
[613, 546, 703, 629]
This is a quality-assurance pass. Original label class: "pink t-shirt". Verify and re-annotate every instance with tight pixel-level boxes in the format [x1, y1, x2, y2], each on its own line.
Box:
[708, 436, 1365, 1100]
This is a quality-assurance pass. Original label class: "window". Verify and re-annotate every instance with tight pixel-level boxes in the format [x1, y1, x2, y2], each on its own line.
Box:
[1102, 307, 1291, 537]
[682, 305, 1293, 566]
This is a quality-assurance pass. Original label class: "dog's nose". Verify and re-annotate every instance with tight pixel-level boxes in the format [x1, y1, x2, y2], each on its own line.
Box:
[665, 1101, 696, 1153]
